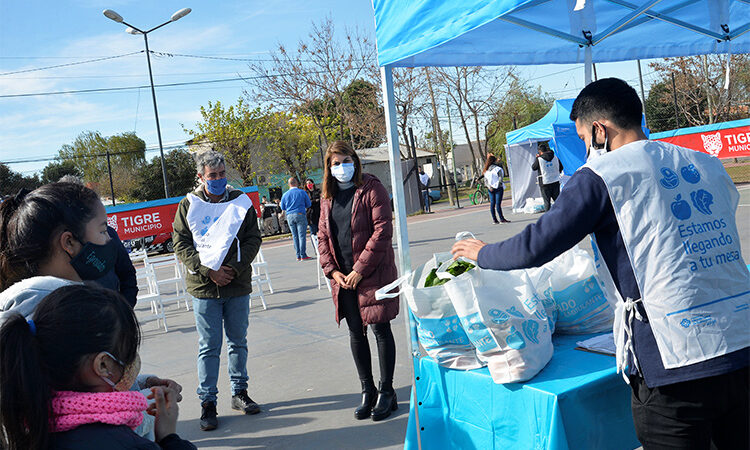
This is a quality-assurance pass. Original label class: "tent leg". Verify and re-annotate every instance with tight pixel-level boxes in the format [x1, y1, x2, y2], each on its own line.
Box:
[584, 46, 593, 85]
[380, 64, 421, 450]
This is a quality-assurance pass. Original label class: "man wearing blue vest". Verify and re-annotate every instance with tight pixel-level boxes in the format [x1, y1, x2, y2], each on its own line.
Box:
[453, 78, 749, 449]
[280, 177, 312, 261]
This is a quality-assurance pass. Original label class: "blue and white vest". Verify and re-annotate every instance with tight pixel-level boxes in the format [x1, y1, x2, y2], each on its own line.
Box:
[585, 140, 749, 373]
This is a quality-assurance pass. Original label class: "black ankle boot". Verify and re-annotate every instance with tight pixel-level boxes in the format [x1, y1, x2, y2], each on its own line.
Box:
[371, 381, 398, 421]
[354, 380, 377, 420]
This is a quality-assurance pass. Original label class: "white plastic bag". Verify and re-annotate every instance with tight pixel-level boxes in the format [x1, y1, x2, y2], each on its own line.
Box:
[375, 253, 484, 370]
[525, 265, 558, 333]
[443, 266, 553, 384]
[540, 246, 614, 334]
[522, 197, 545, 214]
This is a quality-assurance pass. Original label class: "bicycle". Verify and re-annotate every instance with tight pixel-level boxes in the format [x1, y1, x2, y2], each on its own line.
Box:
[469, 176, 489, 205]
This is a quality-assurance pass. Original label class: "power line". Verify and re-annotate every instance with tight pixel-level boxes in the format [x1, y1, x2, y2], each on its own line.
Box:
[0, 51, 144, 76]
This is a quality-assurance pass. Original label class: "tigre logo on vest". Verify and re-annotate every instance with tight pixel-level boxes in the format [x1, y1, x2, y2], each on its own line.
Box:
[107, 215, 118, 231]
[700, 132, 722, 157]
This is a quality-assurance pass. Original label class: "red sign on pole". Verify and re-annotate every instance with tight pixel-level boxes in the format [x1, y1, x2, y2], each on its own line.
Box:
[106, 191, 261, 241]
[654, 125, 750, 159]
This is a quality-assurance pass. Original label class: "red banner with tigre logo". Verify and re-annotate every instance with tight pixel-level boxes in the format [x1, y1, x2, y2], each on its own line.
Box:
[106, 191, 260, 241]
[654, 125, 750, 159]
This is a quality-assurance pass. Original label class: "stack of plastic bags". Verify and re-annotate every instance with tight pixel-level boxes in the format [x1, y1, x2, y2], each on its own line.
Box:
[376, 234, 617, 385]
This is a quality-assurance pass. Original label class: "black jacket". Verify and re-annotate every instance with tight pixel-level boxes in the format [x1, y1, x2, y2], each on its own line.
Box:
[93, 227, 138, 307]
[50, 424, 196, 450]
[305, 188, 321, 227]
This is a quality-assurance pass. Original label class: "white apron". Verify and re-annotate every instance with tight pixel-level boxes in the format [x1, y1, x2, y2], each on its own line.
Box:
[539, 155, 561, 185]
[484, 165, 505, 190]
[585, 140, 749, 377]
[186, 193, 253, 271]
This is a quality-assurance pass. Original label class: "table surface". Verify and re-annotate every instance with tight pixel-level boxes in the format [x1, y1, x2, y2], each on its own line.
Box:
[405, 333, 640, 450]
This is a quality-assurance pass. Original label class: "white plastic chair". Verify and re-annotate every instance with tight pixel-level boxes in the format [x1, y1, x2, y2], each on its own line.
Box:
[251, 249, 274, 294]
[249, 274, 268, 310]
[313, 235, 331, 292]
[135, 263, 168, 332]
[147, 254, 190, 311]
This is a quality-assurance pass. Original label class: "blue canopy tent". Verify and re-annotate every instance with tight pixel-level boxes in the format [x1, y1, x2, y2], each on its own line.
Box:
[505, 98, 650, 212]
[371, 1, 750, 448]
[504, 99, 583, 212]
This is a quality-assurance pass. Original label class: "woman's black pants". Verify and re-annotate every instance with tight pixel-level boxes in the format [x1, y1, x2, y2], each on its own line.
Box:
[339, 288, 396, 388]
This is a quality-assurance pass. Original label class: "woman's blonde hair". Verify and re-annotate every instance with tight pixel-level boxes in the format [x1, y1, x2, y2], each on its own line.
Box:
[322, 140, 364, 199]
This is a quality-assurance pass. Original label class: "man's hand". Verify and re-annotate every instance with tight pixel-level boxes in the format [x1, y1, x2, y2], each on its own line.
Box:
[451, 238, 488, 262]
[145, 376, 183, 402]
[344, 271, 363, 289]
[332, 271, 353, 290]
[208, 268, 233, 286]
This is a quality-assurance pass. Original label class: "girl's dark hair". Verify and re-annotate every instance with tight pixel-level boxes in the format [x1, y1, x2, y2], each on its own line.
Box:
[483, 154, 498, 174]
[0, 182, 101, 291]
[322, 141, 364, 199]
[0, 284, 140, 450]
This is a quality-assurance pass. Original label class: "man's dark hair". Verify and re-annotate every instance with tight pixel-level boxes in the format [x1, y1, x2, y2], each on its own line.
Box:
[570, 78, 643, 129]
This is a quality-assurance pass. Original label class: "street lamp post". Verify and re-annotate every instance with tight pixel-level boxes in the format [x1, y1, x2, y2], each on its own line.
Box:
[103, 8, 191, 199]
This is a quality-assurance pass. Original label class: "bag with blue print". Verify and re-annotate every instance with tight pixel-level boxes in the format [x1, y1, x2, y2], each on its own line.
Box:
[535, 246, 614, 335]
[441, 263, 554, 384]
[375, 253, 485, 370]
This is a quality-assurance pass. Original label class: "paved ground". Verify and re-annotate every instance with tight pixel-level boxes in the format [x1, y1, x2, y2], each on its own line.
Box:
[138, 186, 750, 449]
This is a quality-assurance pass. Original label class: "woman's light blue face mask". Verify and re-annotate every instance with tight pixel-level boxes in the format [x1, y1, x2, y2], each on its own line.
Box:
[331, 163, 355, 183]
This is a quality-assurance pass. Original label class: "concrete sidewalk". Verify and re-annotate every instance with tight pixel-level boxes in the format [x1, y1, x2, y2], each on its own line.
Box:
[138, 187, 750, 449]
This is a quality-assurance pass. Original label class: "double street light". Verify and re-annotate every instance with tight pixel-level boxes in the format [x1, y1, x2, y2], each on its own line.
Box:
[103, 7, 192, 199]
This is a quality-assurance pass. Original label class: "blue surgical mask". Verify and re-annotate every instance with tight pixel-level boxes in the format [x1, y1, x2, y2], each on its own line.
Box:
[331, 163, 355, 183]
[205, 177, 227, 196]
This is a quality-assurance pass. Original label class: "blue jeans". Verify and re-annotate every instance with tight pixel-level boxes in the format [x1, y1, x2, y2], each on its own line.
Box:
[422, 191, 431, 212]
[193, 295, 250, 403]
[287, 213, 308, 259]
[488, 187, 506, 222]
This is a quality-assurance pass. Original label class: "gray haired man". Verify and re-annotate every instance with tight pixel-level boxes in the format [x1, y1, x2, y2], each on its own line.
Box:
[172, 150, 262, 431]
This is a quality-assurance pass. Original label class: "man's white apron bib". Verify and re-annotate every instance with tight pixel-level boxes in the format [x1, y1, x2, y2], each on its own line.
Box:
[186, 193, 252, 271]
[539, 155, 561, 185]
[585, 140, 749, 376]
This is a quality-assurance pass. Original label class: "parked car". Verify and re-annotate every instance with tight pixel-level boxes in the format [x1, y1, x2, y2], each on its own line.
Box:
[126, 232, 174, 255]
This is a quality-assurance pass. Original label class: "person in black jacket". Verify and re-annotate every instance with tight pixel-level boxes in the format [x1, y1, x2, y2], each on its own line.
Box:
[530, 141, 564, 212]
[0, 284, 195, 450]
[304, 178, 322, 248]
[94, 226, 139, 307]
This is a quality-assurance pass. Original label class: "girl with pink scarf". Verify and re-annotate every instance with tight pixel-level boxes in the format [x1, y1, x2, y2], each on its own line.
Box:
[0, 285, 195, 449]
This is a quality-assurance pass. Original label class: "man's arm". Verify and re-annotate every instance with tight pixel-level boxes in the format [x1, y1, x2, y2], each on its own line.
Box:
[172, 199, 211, 277]
[475, 169, 610, 270]
[226, 206, 262, 278]
[531, 159, 539, 172]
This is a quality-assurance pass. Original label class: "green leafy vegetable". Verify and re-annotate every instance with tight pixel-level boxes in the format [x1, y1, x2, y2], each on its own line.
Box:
[423, 261, 476, 287]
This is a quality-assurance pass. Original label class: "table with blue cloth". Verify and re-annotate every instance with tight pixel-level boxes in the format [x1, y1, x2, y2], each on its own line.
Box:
[405, 333, 640, 450]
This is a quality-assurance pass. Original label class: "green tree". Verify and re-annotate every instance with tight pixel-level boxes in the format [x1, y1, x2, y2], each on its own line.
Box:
[57, 131, 146, 187]
[0, 164, 41, 197]
[184, 99, 265, 185]
[341, 79, 385, 149]
[40, 159, 81, 184]
[129, 149, 196, 201]
[184, 99, 319, 182]
[647, 54, 750, 131]
[486, 80, 553, 166]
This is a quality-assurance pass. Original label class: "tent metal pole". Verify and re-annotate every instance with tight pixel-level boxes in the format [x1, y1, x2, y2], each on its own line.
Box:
[381, 66, 412, 274]
[584, 46, 593, 85]
[637, 59, 648, 128]
[380, 65, 422, 450]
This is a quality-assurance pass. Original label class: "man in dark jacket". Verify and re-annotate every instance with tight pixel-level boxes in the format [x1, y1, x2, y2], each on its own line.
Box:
[172, 150, 262, 432]
[530, 141, 564, 212]
[93, 226, 139, 307]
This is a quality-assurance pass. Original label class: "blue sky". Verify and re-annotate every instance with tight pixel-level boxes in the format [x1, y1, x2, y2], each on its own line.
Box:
[0, 0, 653, 176]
